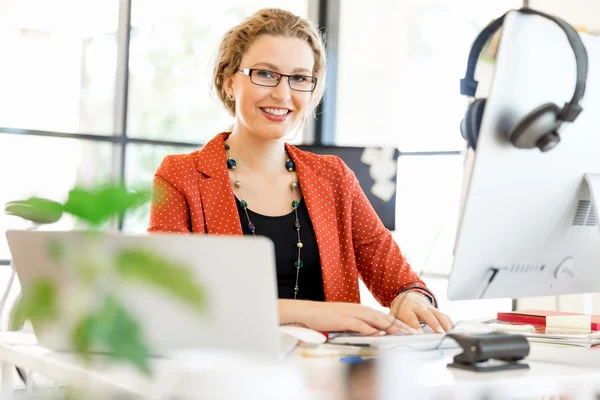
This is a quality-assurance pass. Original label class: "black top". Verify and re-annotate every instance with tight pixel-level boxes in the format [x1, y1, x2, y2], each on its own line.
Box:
[235, 197, 325, 301]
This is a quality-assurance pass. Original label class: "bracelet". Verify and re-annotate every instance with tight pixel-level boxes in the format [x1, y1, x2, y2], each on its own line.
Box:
[391, 290, 432, 310]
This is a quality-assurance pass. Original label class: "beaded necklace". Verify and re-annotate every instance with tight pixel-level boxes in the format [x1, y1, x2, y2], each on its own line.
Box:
[225, 142, 304, 299]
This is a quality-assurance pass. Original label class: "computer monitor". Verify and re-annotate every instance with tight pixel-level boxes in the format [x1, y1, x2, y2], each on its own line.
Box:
[448, 11, 600, 301]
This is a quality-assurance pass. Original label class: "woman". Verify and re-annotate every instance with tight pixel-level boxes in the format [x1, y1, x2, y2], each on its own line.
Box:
[148, 8, 453, 335]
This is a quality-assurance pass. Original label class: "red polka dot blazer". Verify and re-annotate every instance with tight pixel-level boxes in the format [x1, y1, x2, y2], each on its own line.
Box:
[148, 132, 436, 307]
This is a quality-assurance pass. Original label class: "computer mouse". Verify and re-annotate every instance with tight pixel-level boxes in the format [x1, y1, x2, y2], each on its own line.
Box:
[449, 323, 494, 335]
[279, 326, 327, 344]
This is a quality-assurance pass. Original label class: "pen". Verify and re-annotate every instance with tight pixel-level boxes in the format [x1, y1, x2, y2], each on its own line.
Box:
[298, 345, 381, 357]
[339, 351, 448, 364]
[340, 356, 379, 364]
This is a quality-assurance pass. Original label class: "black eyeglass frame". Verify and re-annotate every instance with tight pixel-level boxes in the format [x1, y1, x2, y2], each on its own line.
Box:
[237, 68, 317, 92]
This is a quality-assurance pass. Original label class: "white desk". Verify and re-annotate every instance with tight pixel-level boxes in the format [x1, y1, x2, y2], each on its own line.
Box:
[0, 332, 180, 396]
[0, 332, 310, 399]
[291, 346, 600, 400]
[0, 331, 599, 399]
[384, 350, 600, 400]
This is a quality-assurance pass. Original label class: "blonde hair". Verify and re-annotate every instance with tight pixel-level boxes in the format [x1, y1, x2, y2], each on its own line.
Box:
[213, 8, 327, 125]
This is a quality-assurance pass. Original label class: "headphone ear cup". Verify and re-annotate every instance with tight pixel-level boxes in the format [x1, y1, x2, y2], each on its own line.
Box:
[461, 98, 487, 150]
[508, 103, 562, 151]
[460, 117, 469, 141]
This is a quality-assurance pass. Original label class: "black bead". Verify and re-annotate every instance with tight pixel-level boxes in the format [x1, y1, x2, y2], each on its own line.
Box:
[248, 222, 255, 232]
[225, 144, 230, 150]
[227, 158, 236, 169]
[295, 221, 301, 230]
[285, 160, 295, 171]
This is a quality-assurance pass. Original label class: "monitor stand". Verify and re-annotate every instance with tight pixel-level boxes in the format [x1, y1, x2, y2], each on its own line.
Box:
[476, 174, 600, 300]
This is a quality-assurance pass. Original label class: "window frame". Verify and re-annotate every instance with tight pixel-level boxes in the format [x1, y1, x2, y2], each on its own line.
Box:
[0, 0, 522, 291]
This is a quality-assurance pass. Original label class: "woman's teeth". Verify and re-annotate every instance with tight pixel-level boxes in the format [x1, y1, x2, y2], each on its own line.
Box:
[262, 108, 289, 116]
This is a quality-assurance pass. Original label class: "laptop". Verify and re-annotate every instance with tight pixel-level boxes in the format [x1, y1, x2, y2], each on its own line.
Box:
[5, 230, 283, 360]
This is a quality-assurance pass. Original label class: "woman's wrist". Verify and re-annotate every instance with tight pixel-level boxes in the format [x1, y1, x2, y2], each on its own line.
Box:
[278, 299, 309, 325]
[391, 290, 432, 310]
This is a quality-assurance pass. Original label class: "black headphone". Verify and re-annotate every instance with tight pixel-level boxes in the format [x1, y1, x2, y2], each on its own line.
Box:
[460, 8, 588, 152]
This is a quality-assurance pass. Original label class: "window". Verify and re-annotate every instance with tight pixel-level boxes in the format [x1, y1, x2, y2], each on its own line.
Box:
[127, 0, 309, 143]
[335, 0, 522, 151]
[0, 135, 114, 259]
[123, 144, 196, 233]
[335, 1, 522, 313]
[0, 0, 121, 263]
[0, 0, 120, 134]
[1, 1, 310, 265]
[123, 0, 309, 231]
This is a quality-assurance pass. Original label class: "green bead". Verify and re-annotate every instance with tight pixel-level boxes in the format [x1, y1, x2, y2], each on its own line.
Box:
[295, 260, 303, 268]
[240, 200, 248, 209]
[292, 200, 299, 208]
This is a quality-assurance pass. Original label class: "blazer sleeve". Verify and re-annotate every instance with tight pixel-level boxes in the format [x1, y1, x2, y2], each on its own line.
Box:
[148, 156, 192, 233]
[343, 161, 437, 308]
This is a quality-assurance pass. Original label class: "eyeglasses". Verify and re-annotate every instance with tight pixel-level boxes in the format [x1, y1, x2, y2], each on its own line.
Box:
[237, 68, 317, 92]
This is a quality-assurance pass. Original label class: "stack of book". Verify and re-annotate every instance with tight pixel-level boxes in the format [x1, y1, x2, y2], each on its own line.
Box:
[488, 309, 600, 349]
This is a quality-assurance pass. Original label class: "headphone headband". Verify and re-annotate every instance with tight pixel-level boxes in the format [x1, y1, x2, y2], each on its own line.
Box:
[460, 8, 588, 122]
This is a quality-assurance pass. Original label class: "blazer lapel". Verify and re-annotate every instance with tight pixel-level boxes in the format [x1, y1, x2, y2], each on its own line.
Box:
[287, 144, 342, 301]
[196, 133, 243, 236]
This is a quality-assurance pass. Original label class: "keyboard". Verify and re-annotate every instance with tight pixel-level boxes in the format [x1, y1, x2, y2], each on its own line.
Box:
[326, 332, 459, 350]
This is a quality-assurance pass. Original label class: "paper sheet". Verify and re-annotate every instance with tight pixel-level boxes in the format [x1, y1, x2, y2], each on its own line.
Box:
[546, 315, 591, 331]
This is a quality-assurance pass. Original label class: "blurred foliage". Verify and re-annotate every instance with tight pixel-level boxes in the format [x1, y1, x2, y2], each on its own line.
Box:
[63, 185, 151, 226]
[11, 278, 58, 330]
[5, 183, 206, 376]
[73, 296, 152, 375]
[5, 198, 64, 225]
[116, 249, 207, 312]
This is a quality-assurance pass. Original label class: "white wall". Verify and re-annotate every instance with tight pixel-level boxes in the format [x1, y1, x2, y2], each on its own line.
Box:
[530, 0, 600, 32]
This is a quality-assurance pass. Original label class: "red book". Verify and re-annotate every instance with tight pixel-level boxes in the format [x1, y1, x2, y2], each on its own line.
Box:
[497, 309, 600, 331]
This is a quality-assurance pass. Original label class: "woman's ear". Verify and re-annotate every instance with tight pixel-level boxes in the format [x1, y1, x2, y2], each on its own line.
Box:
[225, 75, 235, 97]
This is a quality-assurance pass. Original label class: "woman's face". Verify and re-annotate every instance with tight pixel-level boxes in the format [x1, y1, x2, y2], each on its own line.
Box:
[226, 35, 315, 141]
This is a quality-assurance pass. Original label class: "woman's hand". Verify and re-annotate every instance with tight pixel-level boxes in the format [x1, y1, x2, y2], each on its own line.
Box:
[389, 291, 454, 333]
[279, 299, 416, 335]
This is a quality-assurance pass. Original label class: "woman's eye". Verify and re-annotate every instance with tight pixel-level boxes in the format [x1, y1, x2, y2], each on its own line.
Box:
[257, 70, 274, 79]
[290, 75, 306, 83]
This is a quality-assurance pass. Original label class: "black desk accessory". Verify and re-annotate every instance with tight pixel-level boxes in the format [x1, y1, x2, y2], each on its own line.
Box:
[446, 332, 530, 372]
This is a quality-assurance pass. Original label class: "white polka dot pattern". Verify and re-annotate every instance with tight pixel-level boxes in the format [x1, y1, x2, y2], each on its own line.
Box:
[148, 132, 435, 307]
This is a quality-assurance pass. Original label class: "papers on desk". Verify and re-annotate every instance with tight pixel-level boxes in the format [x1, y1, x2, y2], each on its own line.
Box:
[522, 334, 600, 348]
[486, 321, 600, 349]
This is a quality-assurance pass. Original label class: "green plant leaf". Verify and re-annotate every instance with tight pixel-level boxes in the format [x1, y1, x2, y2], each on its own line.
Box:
[4, 198, 63, 224]
[72, 315, 94, 363]
[73, 296, 152, 376]
[115, 249, 206, 312]
[10, 278, 58, 330]
[48, 240, 65, 262]
[63, 185, 151, 226]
